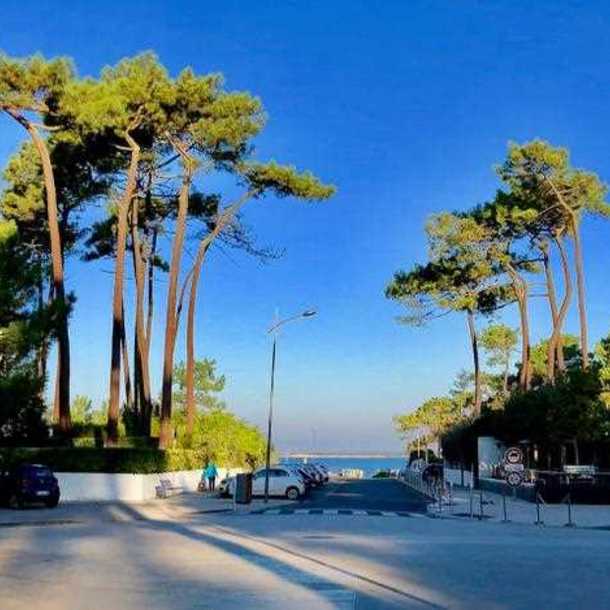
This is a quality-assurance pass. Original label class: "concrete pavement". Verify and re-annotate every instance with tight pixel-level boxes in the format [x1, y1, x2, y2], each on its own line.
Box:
[3, 480, 610, 609]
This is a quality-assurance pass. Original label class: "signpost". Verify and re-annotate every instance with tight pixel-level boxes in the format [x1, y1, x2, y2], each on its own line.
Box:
[503, 447, 524, 489]
[501, 446, 525, 522]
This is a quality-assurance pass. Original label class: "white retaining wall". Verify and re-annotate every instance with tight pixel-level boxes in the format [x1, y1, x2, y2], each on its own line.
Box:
[56, 467, 240, 503]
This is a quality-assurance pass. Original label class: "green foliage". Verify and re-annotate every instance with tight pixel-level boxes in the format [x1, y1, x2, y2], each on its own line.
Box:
[172, 409, 267, 469]
[0, 53, 72, 114]
[173, 359, 226, 413]
[529, 335, 580, 381]
[0, 447, 202, 473]
[497, 139, 609, 225]
[480, 324, 517, 368]
[0, 365, 48, 446]
[243, 161, 336, 200]
[394, 396, 462, 440]
[502, 370, 610, 445]
[0, 222, 55, 445]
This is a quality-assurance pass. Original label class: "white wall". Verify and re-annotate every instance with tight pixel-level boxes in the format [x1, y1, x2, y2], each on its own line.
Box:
[56, 467, 240, 503]
[478, 436, 506, 478]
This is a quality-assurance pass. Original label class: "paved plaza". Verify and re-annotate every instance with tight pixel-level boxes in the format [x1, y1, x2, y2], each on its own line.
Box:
[2, 480, 610, 609]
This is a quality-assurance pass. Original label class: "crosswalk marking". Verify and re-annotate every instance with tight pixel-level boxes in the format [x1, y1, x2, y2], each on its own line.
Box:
[251, 507, 426, 518]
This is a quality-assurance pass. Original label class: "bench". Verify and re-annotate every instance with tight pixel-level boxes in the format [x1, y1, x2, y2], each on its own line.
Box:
[155, 478, 184, 499]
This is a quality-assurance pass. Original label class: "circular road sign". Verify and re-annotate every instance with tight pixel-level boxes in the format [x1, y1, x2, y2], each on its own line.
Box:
[504, 446, 524, 465]
[506, 471, 524, 488]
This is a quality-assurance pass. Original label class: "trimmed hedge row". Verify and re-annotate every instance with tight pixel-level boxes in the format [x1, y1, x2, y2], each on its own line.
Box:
[0, 447, 205, 474]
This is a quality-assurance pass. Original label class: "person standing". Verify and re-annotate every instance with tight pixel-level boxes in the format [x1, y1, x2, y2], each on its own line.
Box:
[205, 462, 218, 492]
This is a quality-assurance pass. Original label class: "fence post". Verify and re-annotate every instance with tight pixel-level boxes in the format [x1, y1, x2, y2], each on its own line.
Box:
[564, 490, 575, 528]
[535, 492, 544, 526]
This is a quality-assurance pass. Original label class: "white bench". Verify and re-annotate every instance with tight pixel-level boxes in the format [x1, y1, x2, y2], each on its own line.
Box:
[155, 478, 184, 498]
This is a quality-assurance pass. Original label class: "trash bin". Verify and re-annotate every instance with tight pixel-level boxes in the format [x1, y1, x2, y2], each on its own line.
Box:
[235, 473, 253, 504]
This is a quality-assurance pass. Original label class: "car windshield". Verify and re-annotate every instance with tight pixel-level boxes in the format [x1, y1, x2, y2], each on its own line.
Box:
[25, 466, 52, 477]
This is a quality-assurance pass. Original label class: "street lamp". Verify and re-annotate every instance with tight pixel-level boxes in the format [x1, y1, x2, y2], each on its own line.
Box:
[264, 309, 317, 503]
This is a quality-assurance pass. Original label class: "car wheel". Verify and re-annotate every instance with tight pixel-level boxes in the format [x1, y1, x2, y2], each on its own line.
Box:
[286, 487, 300, 500]
[45, 495, 60, 508]
[8, 493, 23, 509]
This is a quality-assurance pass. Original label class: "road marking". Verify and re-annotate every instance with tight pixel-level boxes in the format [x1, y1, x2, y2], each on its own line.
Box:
[251, 507, 428, 518]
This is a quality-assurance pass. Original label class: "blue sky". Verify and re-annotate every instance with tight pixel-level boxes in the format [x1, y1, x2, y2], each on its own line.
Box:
[2, 1, 610, 452]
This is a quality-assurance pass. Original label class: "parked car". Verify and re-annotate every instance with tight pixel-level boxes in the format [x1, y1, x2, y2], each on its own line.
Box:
[228, 466, 306, 500]
[0, 464, 60, 509]
[308, 463, 329, 483]
[301, 464, 324, 485]
[283, 464, 317, 488]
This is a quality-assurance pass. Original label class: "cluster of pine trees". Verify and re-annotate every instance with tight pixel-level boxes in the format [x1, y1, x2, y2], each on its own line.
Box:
[0, 53, 334, 447]
[387, 140, 610, 464]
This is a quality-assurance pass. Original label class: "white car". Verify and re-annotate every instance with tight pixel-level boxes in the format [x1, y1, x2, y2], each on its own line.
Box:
[228, 467, 306, 500]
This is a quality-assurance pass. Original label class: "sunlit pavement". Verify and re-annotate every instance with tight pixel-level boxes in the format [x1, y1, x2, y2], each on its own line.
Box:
[2, 482, 610, 609]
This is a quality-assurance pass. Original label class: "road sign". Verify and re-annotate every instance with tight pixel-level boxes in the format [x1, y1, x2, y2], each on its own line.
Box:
[504, 463, 525, 473]
[504, 446, 523, 465]
[506, 471, 524, 488]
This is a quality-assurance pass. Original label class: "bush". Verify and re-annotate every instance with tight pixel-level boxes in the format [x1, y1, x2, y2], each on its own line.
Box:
[165, 409, 268, 469]
[0, 447, 205, 474]
[0, 367, 49, 446]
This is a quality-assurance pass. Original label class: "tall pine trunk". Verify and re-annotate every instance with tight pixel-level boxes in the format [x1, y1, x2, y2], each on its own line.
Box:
[183, 194, 254, 436]
[541, 241, 560, 382]
[572, 223, 589, 368]
[107, 134, 140, 444]
[130, 201, 152, 430]
[507, 262, 530, 390]
[545, 178, 588, 369]
[159, 154, 195, 449]
[466, 309, 481, 416]
[119, 303, 132, 410]
[25, 120, 71, 433]
[185, 242, 210, 436]
[548, 235, 573, 378]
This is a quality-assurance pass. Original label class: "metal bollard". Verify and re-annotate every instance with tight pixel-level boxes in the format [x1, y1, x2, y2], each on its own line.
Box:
[479, 489, 484, 520]
[469, 484, 474, 519]
[502, 487, 510, 523]
[535, 492, 544, 526]
[565, 491, 575, 528]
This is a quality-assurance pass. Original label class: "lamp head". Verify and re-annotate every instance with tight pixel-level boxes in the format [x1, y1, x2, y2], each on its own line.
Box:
[302, 310, 317, 318]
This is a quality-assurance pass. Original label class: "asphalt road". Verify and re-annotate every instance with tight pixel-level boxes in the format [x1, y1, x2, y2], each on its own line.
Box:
[4, 498, 610, 609]
[298, 478, 429, 512]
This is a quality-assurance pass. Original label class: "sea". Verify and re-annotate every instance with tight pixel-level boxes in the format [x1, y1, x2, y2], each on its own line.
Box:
[280, 456, 406, 478]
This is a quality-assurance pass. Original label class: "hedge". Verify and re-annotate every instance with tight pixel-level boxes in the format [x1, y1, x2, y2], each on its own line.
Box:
[0, 447, 206, 474]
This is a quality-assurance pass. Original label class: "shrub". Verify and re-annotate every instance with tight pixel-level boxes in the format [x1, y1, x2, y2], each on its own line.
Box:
[0, 447, 204, 474]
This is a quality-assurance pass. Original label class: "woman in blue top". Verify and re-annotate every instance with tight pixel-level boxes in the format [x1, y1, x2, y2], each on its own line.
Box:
[205, 462, 218, 492]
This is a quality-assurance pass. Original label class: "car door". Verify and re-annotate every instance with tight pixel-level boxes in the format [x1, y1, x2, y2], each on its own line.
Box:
[251, 470, 266, 495]
[272, 469, 289, 495]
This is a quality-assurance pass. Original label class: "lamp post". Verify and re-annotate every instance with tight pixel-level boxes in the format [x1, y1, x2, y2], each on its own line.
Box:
[264, 309, 317, 503]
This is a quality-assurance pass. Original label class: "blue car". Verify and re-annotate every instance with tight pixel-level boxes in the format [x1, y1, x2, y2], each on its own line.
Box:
[0, 464, 60, 509]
